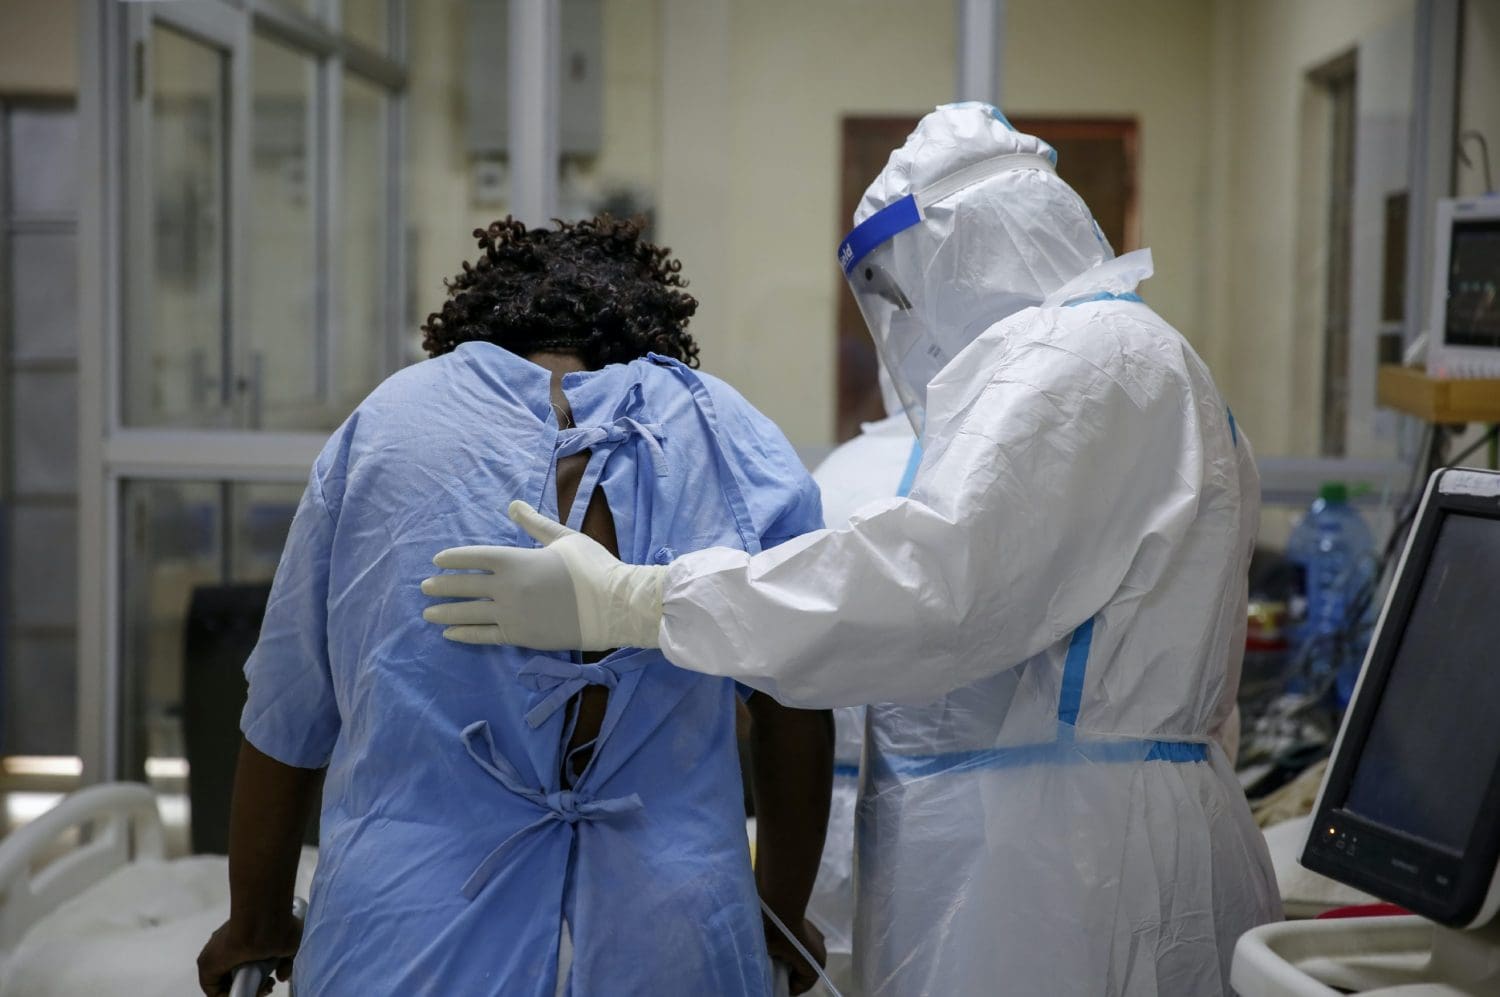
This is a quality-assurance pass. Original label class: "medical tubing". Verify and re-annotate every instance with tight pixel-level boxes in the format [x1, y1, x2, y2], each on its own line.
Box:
[762, 905, 841, 997]
[760, 898, 845, 997]
[1447, 424, 1500, 469]
[1458, 130, 1494, 193]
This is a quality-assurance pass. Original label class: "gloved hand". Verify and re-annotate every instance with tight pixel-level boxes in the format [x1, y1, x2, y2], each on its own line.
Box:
[421, 500, 667, 651]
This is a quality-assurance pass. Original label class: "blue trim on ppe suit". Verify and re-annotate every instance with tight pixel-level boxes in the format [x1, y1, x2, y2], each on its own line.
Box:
[866, 293, 1211, 786]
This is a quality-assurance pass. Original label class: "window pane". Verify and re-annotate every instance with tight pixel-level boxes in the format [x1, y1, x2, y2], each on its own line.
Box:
[249, 35, 320, 429]
[343, 0, 389, 53]
[7, 107, 78, 217]
[8, 504, 77, 628]
[4, 635, 77, 756]
[11, 369, 78, 496]
[11, 230, 78, 361]
[121, 480, 216, 737]
[120, 480, 303, 850]
[232, 482, 301, 579]
[129, 26, 229, 427]
[337, 72, 390, 410]
[121, 480, 220, 847]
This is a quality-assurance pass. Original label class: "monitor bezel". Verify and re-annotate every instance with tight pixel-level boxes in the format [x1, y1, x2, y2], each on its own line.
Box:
[1304, 468, 1500, 927]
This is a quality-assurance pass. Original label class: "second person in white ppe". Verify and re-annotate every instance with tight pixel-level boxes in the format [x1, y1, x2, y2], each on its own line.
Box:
[422, 103, 1282, 996]
[805, 368, 917, 995]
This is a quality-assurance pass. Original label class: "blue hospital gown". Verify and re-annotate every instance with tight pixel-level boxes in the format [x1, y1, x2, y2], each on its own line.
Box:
[239, 343, 823, 996]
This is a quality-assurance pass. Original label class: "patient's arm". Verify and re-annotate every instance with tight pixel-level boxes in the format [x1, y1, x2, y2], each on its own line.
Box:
[197, 738, 321, 995]
[746, 692, 833, 994]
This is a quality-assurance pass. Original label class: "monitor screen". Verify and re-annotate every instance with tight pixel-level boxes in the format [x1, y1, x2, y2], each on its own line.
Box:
[1445, 219, 1500, 350]
[1343, 511, 1500, 852]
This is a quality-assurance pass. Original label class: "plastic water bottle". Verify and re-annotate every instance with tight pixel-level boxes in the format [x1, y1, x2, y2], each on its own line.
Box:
[1284, 483, 1377, 709]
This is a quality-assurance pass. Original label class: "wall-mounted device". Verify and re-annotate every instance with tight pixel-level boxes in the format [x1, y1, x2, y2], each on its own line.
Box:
[1427, 197, 1500, 378]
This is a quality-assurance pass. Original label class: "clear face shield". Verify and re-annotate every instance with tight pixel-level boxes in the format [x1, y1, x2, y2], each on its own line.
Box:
[838, 153, 1058, 435]
[846, 240, 945, 434]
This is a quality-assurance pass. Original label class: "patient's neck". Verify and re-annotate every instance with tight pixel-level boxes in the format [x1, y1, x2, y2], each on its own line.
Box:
[526, 350, 591, 378]
[526, 350, 591, 426]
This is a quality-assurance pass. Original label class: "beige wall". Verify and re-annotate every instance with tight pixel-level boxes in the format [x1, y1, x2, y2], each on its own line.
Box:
[404, 0, 1420, 453]
[658, 0, 954, 449]
[406, 0, 494, 352]
[406, 0, 663, 357]
[409, 0, 1474, 462]
[1202, 0, 1414, 459]
[657, 0, 1225, 449]
[560, 0, 660, 217]
[401, 0, 946, 446]
[1458, 0, 1500, 199]
[0, 0, 75, 96]
[1005, 0, 1215, 354]
[0, 0, 1480, 455]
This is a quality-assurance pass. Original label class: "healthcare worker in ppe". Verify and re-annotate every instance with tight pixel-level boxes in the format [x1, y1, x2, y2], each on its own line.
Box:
[201, 217, 834, 997]
[804, 369, 917, 995]
[812, 368, 1247, 997]
[422, 105, 1283, 996]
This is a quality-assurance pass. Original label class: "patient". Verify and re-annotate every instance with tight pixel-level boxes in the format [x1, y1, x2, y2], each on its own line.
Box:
[197, 217, 833, 996]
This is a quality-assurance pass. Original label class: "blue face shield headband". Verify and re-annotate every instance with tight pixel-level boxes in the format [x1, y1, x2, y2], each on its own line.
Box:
[838, 153, 1058, 433]
[837, 153, 1057, 276]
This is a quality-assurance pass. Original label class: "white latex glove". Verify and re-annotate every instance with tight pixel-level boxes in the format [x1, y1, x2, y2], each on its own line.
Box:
[421, 500, 667, 650]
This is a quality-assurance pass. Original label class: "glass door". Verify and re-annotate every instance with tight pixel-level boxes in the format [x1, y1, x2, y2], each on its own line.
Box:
[1, 102, 81, 797]
[126, 10, 239, 430]
[79, 0, 408, 810]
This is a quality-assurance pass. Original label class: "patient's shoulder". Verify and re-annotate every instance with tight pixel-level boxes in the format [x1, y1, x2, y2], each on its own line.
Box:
[631, 359, 787, 445]
[629, 357, 822, 539]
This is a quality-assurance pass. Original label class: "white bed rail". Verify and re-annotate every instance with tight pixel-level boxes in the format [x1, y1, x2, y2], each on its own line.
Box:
[0, 783, 166, 953]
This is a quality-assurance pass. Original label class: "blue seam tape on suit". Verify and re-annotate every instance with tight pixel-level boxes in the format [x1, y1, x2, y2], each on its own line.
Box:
[1057, 618, 1094, 728]
[1063, 290, 1145, 307]
[869, 738, 1209, 781]
[897, 439, 924, 498]
[869, 610, 1207, 781]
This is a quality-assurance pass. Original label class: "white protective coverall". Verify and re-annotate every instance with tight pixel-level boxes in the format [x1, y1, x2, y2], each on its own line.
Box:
[656, 106, 1282, 995]
[806, 397, 917, 993]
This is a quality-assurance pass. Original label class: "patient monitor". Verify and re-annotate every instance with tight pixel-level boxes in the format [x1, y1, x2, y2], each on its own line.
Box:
[1427, 197, 1500, 379]
[1233, 467, 1500, 996]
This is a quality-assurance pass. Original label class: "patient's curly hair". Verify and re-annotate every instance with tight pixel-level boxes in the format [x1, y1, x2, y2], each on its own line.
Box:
[421, 215, 700, 368]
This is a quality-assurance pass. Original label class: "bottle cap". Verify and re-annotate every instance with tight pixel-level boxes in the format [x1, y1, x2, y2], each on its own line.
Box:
[1318, 482, 1349, 504]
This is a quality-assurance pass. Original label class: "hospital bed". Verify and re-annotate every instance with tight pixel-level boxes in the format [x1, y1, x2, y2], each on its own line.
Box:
[1, 785, 1327, 995]
[0, 782, 314, 996]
